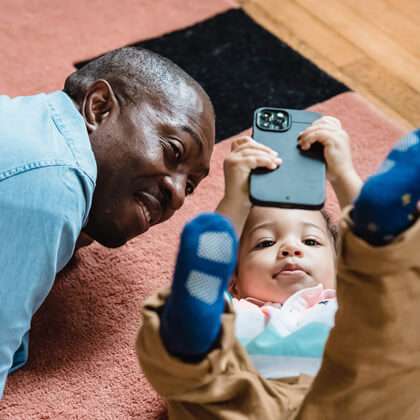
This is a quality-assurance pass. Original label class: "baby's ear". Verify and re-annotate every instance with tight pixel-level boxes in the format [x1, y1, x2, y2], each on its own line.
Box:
[228, 271, 239, 297]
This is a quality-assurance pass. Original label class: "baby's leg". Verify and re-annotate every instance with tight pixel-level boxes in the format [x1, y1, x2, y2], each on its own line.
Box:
[298, 130, 420, 419]
[137, 213, 309, 420]
[159, 212, 238, 361]
[352, 129, 420, 245]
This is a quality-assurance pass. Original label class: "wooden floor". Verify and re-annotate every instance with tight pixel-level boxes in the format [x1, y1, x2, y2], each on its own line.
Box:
[241, 0, 420, 130]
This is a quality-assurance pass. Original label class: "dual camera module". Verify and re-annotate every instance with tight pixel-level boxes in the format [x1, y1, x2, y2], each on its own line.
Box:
[256, 108, 290, 132]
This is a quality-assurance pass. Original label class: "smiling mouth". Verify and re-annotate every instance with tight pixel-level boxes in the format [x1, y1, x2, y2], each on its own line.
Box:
[134, 192, 163, 228]
[138, 200, 152, 225]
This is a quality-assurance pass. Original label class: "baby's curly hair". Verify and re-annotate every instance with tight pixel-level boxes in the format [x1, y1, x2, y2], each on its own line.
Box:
[320, 208, 338, 251]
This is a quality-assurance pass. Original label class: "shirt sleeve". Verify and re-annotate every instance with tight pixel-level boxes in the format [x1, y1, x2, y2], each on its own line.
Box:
[0, 165, 89, 398]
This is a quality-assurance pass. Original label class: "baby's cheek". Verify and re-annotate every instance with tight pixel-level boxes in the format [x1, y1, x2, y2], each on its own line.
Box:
[237, 275, 255, 296]
[312, 248, 336, 288]
[324, 275, 337, 290]
[319, 264, 336, 290]
[236, 270, 263, 298]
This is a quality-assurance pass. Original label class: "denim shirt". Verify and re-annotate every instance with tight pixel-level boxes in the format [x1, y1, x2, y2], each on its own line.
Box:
[0, 91, 97, 398]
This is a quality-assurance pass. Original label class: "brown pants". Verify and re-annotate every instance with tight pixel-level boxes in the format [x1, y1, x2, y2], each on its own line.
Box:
[137, 214, 420, 420]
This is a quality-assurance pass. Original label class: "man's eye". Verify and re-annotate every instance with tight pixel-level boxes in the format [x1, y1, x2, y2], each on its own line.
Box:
[169, 141, 183, 161]
[254, 239, 275, 250]
[185, 182, 195, 196]
[303, 238, 321, 246]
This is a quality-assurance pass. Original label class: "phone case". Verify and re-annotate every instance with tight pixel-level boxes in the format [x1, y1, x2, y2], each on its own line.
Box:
[250, 108, 325, 209]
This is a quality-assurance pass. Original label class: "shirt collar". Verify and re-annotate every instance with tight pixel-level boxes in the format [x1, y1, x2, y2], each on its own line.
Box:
[46, 91, 97, 184]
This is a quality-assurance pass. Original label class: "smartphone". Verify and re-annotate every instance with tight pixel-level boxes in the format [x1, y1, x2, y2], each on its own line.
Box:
[250, 107, 325, 209]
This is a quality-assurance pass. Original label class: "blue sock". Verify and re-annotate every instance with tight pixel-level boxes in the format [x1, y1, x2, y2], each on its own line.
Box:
[160, 212, 238, 361]
[352, 129, 420, 245]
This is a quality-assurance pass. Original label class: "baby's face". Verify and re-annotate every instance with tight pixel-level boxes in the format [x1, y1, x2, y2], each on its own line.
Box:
[234, 207, 336, 304]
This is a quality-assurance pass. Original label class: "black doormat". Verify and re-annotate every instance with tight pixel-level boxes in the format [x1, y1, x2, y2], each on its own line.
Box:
[76, 9, 349, 142]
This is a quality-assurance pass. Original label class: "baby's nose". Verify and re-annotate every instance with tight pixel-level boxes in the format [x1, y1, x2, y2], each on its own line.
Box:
[279, 243, 303, 257]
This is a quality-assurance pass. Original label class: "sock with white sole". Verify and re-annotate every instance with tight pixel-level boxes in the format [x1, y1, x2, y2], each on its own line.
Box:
[160, 212, 238, 361]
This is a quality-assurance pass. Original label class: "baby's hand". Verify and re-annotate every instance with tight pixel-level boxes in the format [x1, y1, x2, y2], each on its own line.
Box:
[298, 116, 362, 209]
[223, 136, 281, 204]
[298, 116, 354, 182]
[216, 136, 281, 235]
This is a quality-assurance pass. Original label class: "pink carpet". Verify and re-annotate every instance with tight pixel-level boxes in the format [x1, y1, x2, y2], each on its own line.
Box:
[0, 1, 408, 418]
[0, 0, 236, 96]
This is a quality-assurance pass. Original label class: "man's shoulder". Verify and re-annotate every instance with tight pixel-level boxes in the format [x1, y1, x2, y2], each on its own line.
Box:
[1, 164, 94, 233]
[0, 91, 96, 185]
[0, 93, 67, 170]
[3, 163, 90, 203]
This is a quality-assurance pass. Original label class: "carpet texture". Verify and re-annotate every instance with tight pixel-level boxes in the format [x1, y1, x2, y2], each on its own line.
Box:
[0, 0, 234, 96]
[0, 92, 406, 419]
[77, 9, 349, 141]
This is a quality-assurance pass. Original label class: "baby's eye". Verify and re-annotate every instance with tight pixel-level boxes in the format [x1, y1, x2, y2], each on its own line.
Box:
[254, 239, 275, 250]
[303, 238, 321, 246]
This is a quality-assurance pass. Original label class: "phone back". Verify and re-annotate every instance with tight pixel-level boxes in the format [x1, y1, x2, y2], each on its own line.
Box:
[250, 108, 325, 209]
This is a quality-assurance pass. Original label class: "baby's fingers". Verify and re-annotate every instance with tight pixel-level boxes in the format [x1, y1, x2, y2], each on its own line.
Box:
[242, 154, 282, 170]
[311, 116, 342, 129]
[298, 128, 335, 150]
[240, 150, 282, 168]
[231, 137, 278, 156]
[231, 136, 254, 150]
[227, 150, 282, 171]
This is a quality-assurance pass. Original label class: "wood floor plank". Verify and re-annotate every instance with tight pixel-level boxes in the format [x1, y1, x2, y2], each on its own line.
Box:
[342, 0, 420, 58]
[388, 0, 420, 24]
[343, 57, 420, 127]
[241, 0, 415, 129]
[296, 0, 420, 94]
[242, 0, 364, 67]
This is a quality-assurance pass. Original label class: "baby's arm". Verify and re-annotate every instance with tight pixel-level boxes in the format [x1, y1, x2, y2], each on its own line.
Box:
[298, 116, 362, 209]
[216, 136, 281, 236]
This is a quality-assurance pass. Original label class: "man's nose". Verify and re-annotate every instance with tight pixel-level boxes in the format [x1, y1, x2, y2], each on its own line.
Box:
[278, 241, 303, 258]
[162, 173, 187, 210]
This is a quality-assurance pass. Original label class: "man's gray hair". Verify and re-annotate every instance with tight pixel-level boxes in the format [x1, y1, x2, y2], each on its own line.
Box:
[64, 47, 211, 110]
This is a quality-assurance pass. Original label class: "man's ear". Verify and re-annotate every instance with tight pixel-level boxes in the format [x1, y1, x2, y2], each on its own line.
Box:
[82, 79, 119, 133]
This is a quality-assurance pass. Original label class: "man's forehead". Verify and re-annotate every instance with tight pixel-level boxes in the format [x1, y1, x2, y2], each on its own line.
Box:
[159, 82, 207, 117]
[130, 95, 212, 142]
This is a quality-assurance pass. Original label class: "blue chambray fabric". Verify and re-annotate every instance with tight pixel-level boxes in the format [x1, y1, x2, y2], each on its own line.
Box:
[0, 91, 97, 398]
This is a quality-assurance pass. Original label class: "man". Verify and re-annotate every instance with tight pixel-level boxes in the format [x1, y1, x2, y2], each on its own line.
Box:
[0, 47, 215, 398]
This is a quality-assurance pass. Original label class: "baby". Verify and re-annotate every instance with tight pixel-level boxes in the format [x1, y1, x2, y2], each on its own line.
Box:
[228, 207, 338, 379]
[195, 116, 360, 379]
[137, 119, 420, 420]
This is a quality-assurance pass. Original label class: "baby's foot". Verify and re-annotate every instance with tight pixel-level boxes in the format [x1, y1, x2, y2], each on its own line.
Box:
[160, 213, 238, 361]
[352, 129, 420, 245]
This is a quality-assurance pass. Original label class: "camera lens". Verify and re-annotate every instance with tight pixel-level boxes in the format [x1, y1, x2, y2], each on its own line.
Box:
[258, 109, 289, 131]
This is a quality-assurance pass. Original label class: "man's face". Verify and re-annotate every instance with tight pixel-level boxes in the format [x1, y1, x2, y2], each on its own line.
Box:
[83, 83, 215, 247]
[235, 207, 336, 304]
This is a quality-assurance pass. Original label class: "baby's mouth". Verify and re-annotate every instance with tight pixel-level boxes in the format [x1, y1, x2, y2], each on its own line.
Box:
[273, 263, 307, 278]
